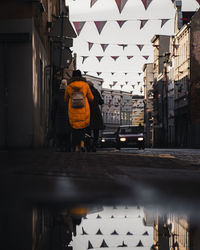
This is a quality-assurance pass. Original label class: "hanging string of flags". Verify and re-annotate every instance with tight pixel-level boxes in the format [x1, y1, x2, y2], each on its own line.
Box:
[90, 0, 200, 12]
[72, 17, 172, 35]
[90, 0, 153, 12]
[86, 41, 154, 52]
[82, 71, 143, 75]
[80, 55, 150, 63]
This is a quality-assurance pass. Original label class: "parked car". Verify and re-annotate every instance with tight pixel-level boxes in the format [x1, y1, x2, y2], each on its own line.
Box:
[99, 131, 117, 148]
[116, 125, 145, 149]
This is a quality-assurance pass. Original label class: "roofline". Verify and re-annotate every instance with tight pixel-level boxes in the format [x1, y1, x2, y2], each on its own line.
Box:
[84, 74, 103, 81]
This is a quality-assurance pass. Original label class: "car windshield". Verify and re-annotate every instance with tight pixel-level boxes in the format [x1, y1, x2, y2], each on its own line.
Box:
[102, 133, 115, 138]
[119, 126, 144, 134]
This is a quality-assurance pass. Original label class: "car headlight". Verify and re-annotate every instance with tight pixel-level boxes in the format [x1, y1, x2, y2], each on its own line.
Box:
[101, 138, 105, 142]
[120, 137, 126, 142]
[138, 137, 144, 141]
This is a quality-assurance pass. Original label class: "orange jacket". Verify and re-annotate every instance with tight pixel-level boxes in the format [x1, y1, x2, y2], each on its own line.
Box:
[64, 77, 94, 129]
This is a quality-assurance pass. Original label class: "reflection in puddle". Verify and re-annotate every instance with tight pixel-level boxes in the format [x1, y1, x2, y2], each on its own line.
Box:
[71, 206, 153, 250]
[32, 205, 200, 250]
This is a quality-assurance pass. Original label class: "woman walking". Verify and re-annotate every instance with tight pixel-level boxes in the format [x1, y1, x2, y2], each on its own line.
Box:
[64, 70, 94, 152]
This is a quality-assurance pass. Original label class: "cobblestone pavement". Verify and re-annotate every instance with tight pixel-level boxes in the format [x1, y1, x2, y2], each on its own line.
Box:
[110, 148, 200, 166]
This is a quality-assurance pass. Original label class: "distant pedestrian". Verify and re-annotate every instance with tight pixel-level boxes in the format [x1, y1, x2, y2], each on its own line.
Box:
[64, 70, 94, 152]
[87, 81, 104, 152]
[52, 79, 71, 152]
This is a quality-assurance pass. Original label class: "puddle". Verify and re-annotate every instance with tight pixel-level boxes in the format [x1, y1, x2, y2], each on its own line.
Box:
[30, 204, 200, 250]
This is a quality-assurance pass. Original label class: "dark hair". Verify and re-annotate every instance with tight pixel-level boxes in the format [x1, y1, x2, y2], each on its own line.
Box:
[72, 70, 82, 77]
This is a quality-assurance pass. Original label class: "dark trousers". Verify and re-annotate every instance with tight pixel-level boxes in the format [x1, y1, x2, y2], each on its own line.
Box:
[72, 128, 85, 149]
[56, 133, 71, 152]
[85, 128, 100, 152]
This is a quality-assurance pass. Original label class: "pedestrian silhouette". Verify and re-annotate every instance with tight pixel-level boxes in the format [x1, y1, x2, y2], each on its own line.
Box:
[64, 70, 94, 152]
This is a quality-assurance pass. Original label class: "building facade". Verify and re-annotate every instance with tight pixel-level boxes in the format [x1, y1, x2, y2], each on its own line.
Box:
[143, 63, 154, 147]
[0, 0, 75, 148]
[101, 89, 133, 131]
[131, 95, 144, 126]
[84, 74, 103, 93]
[151, 35, 171, 147]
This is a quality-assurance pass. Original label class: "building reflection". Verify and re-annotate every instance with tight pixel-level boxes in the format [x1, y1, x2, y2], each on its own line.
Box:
[32, 205, 200, 250]
[150, 209, 200, 250]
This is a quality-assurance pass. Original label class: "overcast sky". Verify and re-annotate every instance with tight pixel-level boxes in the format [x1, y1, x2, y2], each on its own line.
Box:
[67, 0, 199, 94]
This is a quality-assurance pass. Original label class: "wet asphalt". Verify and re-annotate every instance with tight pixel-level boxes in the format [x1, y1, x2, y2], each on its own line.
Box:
[1, 148, 200, 210]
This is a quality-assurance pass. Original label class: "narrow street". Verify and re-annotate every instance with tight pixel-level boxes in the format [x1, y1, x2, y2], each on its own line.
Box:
[2, 147, 200, 249]
[2, 148, 200, 208]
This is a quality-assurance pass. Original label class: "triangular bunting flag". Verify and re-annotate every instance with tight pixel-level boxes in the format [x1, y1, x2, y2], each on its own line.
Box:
[132, 85, 135, 89]
[97, 72, 102, 76]
[88, 42, 94, 51]
[111, 56, 119, 61]
[115, 0, 128, 13]
[143, 231, 149, 235]
[100, 240, 108, 248]
[109, 84, 113, 89]
[88, 240, 94, 249]
[140, 19, 148, 29]
[141, 0, 153, 10]
[138, 72, 142, 76]
[143, 55, 149, 60]
[99, 80, 103, 85]
[96, 214, 102, 219]
[82, 56, 88, 64]
[100, 44, 109, 52]
[124, 72, 128, 75]
[136, 240, 144, 247]
[120, 85, 124, 89]
[140, 87, 143, 93]
[90, 0, 98, 7]
[137, 44, 144, 51]
[113, 81, 117, 86]
[161, 19, 169, 28]
[111, 215, 115, 218]
[96, 229, 103, 235]
[125, 81, 128, 85]
[96, 56, 103, 62]
[127, 56, 133, 59]
[116, 20, 127, 28]
[118, 44, 128, 50]
[83, 71, 88, 75]
[138, 81, 140, 85]
[196, 0, 200, 4]
[94, 21, 107, 34]
[111, 72, 115, 75]
[73, 21, 86, 36]
[82, 227, 88, 235]
[171, 0, 175, 3]
[127, 231, 133, 235]
[111, 230, 118, 235]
